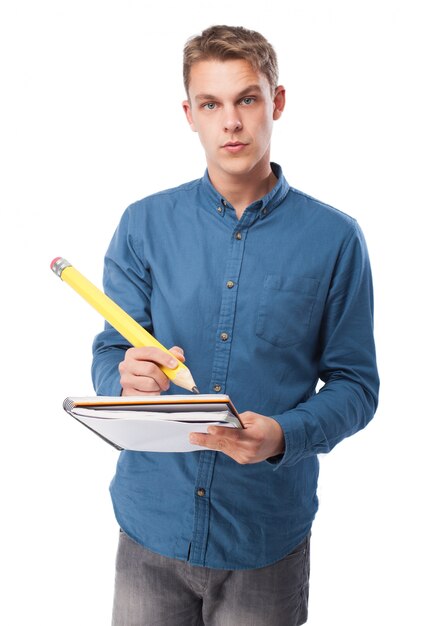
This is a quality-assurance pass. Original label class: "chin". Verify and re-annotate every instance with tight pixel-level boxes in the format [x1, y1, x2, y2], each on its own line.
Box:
[221, 156, 256, 174]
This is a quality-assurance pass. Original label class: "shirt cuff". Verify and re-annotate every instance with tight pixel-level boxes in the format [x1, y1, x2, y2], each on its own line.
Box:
[268, 410, 307, 469]
[93, 353, 124, 397]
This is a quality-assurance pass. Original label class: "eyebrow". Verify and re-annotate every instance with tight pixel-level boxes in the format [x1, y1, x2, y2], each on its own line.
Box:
[194, 84, 264, 103]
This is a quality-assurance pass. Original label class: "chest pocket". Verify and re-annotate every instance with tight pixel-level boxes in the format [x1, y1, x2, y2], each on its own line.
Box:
[256, 274, 319, 348]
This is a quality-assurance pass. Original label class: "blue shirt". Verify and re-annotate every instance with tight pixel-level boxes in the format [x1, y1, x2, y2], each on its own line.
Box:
[92, 163, 379, 570]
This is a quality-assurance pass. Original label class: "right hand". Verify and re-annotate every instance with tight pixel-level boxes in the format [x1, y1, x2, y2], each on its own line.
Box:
[119, 346, 185, 396]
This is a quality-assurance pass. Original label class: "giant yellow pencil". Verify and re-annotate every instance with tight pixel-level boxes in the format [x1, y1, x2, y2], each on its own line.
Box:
[50, 257, 199, 393]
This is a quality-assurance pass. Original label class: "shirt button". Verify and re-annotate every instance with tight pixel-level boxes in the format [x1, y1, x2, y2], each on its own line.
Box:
[226, 280, 235, 289]
[213, 384, 222, 392]
[197, 488, 206, 497]
[262, 207, 268, 215]
[235, 232, 242, 240]
[217, 206, 222, 213]
[220, 332, 229, 341]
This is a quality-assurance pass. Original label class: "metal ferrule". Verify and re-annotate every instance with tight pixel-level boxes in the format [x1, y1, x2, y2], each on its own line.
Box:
[51, 257, 72, 277]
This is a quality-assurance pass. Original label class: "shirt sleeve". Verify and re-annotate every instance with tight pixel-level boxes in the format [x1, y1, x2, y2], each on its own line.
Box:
[270, 222, 380, 469]
[91, 206, 152, 396]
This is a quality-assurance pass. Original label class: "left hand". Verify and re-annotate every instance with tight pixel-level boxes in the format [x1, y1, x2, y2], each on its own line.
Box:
[189, 411, 285, 464]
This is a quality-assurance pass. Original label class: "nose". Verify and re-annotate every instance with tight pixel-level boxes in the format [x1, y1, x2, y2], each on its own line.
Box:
[223, 108, 243, 133]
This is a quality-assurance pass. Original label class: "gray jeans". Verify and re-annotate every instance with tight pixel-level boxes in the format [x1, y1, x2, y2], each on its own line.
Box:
[112, 530, 310, 626]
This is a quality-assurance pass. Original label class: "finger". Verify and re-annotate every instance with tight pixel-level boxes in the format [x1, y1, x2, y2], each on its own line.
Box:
[122, 382, 162, 396]
[121, 373, 167, 394]
[189, 432, 246, 464]
[120, 357, 168, 380]
[119, 359, 170, 391]
[120, 364, 170, 393]
[169, 346, 186, 362]
[189, 432, 217, 449]
[238, 411, 260, 426]
[125, 346, 180, 370]
[190, 428, 240, 450]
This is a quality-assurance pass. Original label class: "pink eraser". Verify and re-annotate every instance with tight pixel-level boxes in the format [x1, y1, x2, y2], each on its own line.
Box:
[50, 257, 62, 269]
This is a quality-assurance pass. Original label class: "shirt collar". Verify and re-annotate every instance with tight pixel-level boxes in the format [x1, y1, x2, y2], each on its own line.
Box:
[201, 163, 290, 219]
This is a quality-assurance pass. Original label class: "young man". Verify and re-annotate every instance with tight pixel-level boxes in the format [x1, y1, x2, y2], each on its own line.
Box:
[92, 25, 379, 626]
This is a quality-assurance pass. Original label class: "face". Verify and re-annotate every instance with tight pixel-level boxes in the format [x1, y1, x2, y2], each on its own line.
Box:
[182, 59, 285, 185]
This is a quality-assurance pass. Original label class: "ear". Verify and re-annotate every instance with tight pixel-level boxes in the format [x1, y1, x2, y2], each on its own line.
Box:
[182, 100, 197, 132]
[272, 86, 286, 121]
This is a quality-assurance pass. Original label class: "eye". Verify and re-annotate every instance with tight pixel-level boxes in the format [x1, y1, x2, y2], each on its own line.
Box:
[202, 102, 217, 110]
[241, 97, 256, 106]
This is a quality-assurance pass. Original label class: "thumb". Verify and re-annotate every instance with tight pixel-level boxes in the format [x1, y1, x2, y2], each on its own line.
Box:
[169, 346, 186, 362]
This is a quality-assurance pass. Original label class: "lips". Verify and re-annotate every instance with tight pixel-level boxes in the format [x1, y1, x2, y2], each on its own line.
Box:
[222, 142, 248, 153]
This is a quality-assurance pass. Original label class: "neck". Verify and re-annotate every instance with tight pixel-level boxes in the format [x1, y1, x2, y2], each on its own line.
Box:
[208, 162, 277, 219]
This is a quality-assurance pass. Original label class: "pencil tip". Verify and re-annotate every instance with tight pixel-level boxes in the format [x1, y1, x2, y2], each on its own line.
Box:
[192, 386, 200, 394]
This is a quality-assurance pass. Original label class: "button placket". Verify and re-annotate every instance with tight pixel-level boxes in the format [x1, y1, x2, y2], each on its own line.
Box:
[209, 213, 255, 395]
[191, 451, 216, 566]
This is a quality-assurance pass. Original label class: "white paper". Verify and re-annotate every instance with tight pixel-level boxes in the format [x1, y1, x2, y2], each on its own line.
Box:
[71, 411, 236, 452]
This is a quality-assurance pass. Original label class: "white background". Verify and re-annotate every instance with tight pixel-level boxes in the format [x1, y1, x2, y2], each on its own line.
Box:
[1, 1, 438, 624]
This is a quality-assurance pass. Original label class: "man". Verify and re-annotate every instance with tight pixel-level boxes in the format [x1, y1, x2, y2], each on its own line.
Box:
[92, 25, 379, 626]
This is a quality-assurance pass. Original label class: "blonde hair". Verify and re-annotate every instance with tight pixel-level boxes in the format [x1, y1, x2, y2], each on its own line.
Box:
[183, 25, 279, 95]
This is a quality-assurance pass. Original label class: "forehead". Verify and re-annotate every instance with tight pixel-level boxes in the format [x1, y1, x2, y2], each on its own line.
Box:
[187, 58, 271, 99]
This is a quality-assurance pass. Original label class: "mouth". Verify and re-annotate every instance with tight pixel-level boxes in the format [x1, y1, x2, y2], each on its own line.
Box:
[222, 142, 248, 153]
